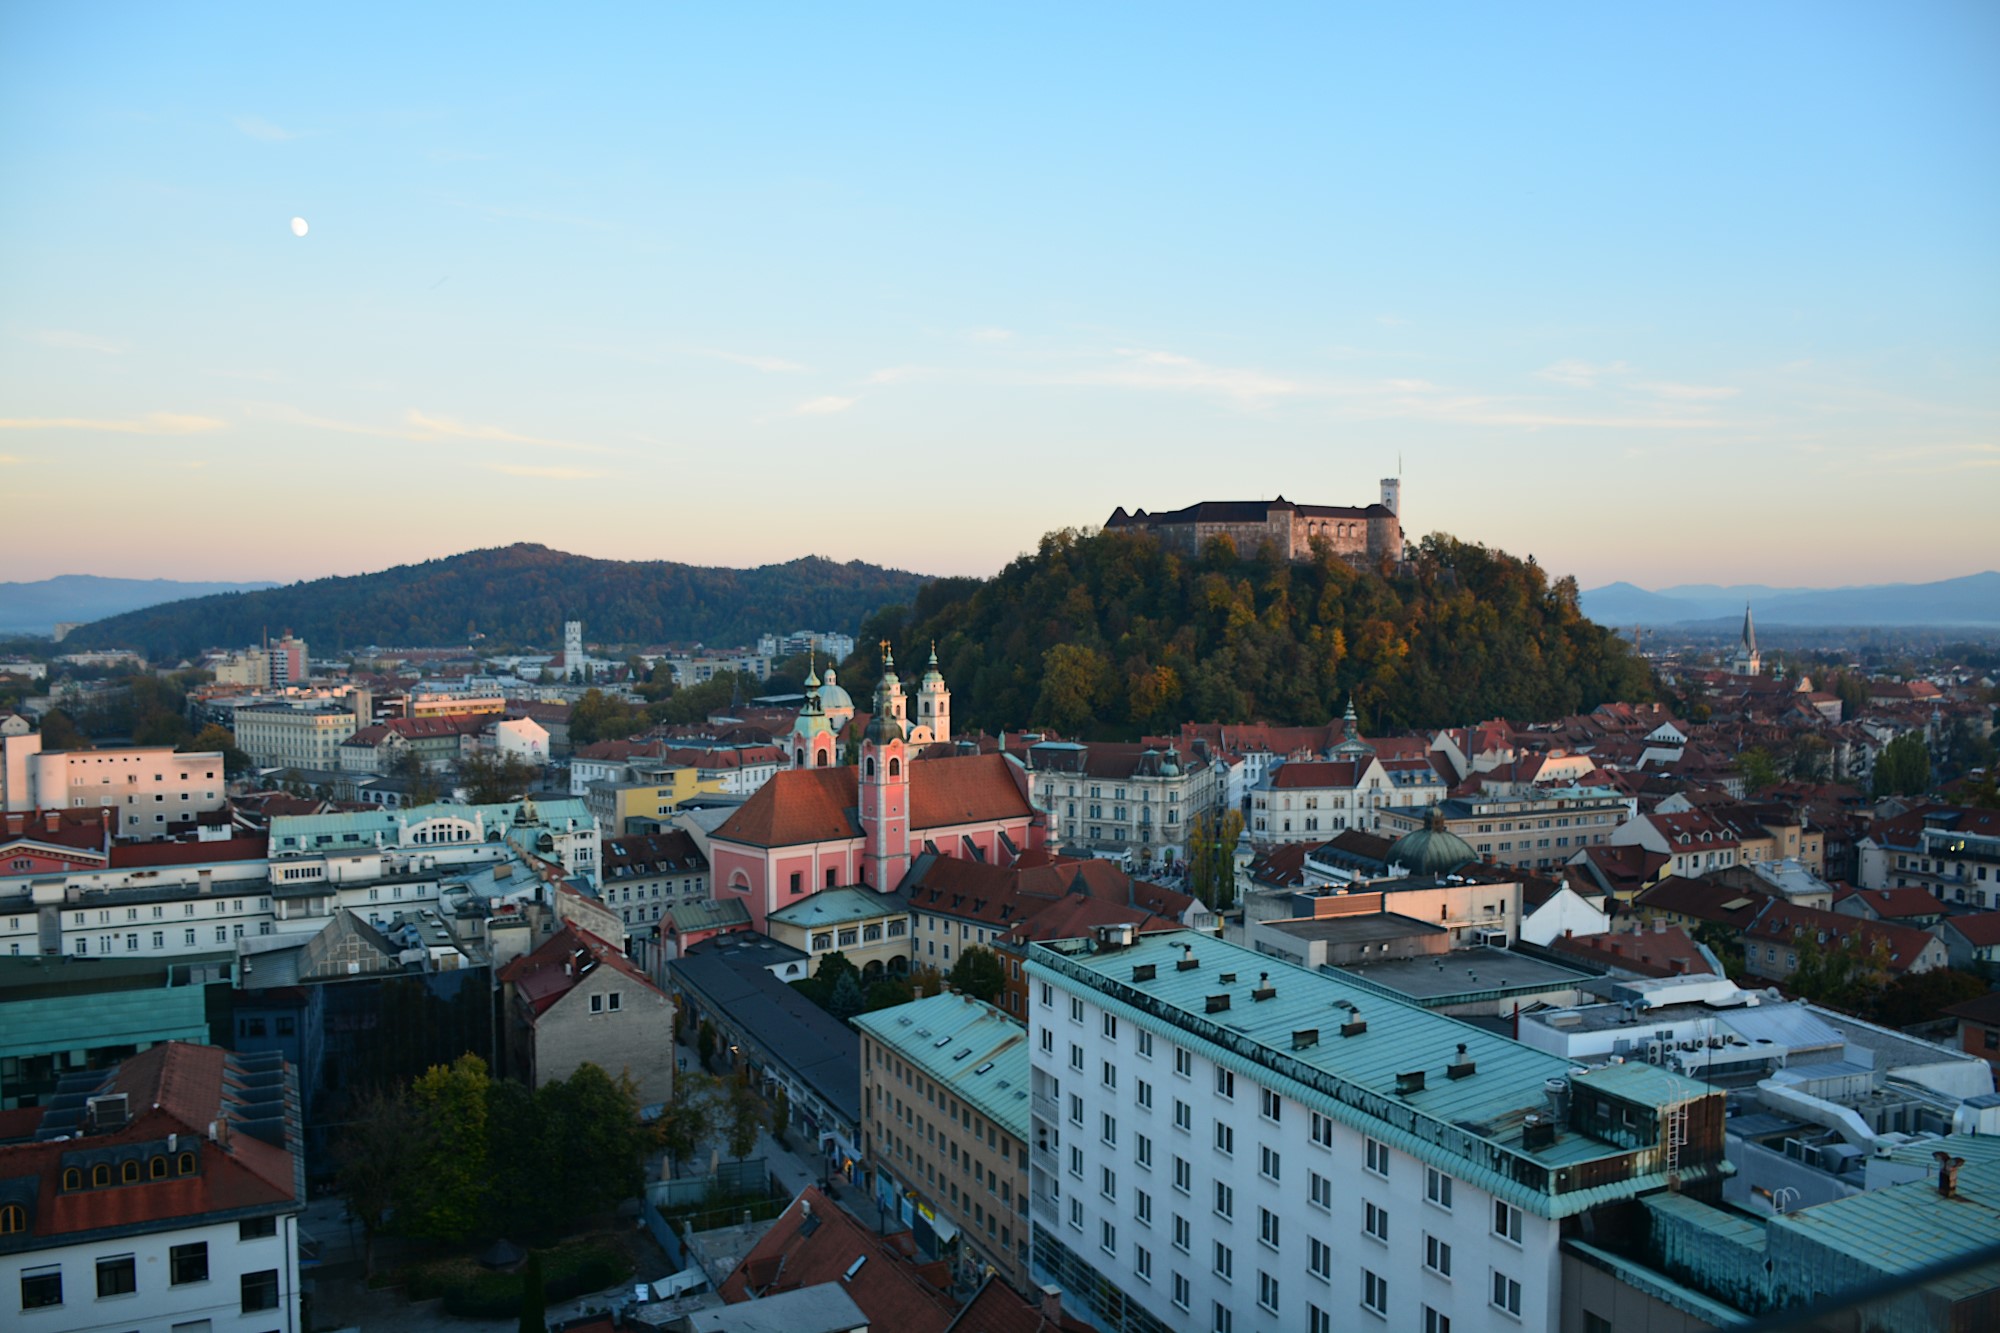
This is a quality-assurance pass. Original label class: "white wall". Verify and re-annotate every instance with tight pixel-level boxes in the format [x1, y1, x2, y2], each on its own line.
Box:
[3, 1213, 301, 1333]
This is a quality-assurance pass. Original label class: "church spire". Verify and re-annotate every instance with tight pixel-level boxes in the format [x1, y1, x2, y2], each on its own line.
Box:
[1741, 603, 1757, 655]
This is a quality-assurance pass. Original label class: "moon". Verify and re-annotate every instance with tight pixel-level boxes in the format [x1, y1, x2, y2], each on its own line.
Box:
[290, 217, 309, 237]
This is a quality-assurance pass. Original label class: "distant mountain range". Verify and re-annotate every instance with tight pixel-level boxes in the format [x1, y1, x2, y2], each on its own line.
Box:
[0, 575, 280, 636]
[1580, 572, 2000, 628]
[57, 544, 932, 658]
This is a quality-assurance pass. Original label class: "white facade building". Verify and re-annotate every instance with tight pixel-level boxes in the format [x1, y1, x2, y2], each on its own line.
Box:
[1025, 930, 1723, 1333]
[233, 703, 361, 771]
[1, 732, 228, 834]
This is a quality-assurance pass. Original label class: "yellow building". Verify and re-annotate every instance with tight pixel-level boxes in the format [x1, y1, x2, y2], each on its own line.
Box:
[583, 764, 729, 831]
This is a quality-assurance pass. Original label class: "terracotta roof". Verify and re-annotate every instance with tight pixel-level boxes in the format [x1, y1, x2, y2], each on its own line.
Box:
[1549, 926, 1715, 978]
[1942, 912, 2000, 947]
[715, 753, 1030, 850]
[0, 807, 112, 853]
[1833, 886, 1945, 920]
[1943, 991, 2000, 1026]
[1269, 760, 1366, 790]
[1632, 876, 1772, 927]
[946, 1273, 1096, 1332]
[497, 923, 663, 1016]
[1745, 903, 1942, 974]
[0, 1043, 300, 1245]
[602, 829, 707, 876]
[109, 835, 269, 868]
[719, 1187, 957, 1331]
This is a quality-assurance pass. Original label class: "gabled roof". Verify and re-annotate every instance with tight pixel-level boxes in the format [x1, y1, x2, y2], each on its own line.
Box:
[1941, 912, 2000, 947]
[1745, 903, 1942, 974]
[497, 923, 663, 1016]
[944, 1273, 1096, 1332]
[1269, 759, 1367, 789]
[1548, 926, 1715, 979]
[1632, 875, 1771, 927]
[714, 753, 1030, 849]
[1832, 886, 1945, 920]
[719, 1187, 956, 1329]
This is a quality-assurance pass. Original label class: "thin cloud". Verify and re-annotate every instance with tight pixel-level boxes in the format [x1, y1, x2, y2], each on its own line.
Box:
[487, 463, 603, 480]
[244, 403, 614, 453]
[700, 349, 807, 373]
[1639, 381, 1739, 401]
[235, 116, 300, 142]
[27, 330, 123, 354]
[965, 327, 1014, 342]
[1065, 348, 1307, 405]
[1535, 359, 1631, 389]
[793, 396, 856, 416]
[0, 454, 22, 465]
[866, 366, 925, 385]
[0, 412, 225, 435]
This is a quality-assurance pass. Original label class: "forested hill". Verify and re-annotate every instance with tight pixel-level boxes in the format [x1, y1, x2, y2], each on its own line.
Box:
[66, 545, 931, 657]
[845, 530, 1653, 739]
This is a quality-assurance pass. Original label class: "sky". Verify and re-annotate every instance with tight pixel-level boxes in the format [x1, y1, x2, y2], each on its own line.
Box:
[2, 3, 1995, 591]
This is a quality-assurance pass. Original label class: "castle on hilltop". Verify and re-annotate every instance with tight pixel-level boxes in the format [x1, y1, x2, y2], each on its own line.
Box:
[1104, 477, 1403, 564]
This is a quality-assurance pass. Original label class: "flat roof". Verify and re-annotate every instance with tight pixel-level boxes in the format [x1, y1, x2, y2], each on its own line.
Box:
[1262, 913, 1447, 944]
[769, 887, 908, 930]
[1337, 945, 1594, 1000]
[668, 936, 859, 1125]
[853, 992, 1031, 1138]
[1029, 930, 1715, 1215]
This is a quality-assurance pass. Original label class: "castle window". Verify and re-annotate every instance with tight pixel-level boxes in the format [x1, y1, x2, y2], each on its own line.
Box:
[62, 1167, 81, 1191]
[150, 1156, 168, 1179]
[92, 1163, 111, 1187]
[177, 1152, 196, 1176]
[121, 1159, 139, 1183]
[0, 1203, 23, 1233]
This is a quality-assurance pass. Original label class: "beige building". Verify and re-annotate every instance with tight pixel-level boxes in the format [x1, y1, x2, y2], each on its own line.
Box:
[1023, 739, 1223, 869]
[1, 726, 227, 835]
[496, 922, 676, 1106]
[767, 887, 912, 983]
[235, 702, 363, 771]
[854, 992, 1030, 1290]
[1379, 785, 1634, 873]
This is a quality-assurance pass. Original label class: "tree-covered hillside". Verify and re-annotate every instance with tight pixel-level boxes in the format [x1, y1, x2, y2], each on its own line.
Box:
[67, 544, 930, 657]
[844, 530, 1652, 738]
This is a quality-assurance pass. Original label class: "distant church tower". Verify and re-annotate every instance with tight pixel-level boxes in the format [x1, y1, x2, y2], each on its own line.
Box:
[1731, 605, 1762, 677]
[563, 620, 583, 673]
[910, 644, 951, 747]
[859, 644, 911, 891]
[789, 658, 838, 769]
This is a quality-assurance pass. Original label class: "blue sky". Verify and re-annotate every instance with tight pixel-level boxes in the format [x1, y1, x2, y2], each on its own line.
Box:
[2, 3, 1995, 589]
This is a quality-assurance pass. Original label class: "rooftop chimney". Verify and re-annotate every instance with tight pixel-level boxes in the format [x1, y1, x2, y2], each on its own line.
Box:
[1177, 944, 1199, 972]
[1447, 1043, 1476, 1080]
[1937, 1152, 1967, 1199]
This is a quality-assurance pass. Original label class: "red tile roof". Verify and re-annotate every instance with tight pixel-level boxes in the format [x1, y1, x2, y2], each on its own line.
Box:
[108, 834, 270, 868]
[1550, 926, 1716, 978]
[1269, 760, 1366, 790]
[720, 1187, 957, 1331]
[716, 753, 1030, 849]
[946, 1274, 1097, 1332]
[496, 923, 663, 1016]
[1632, 876, 1772, 927]
[1942, 912, 2000, 947]
[1833, 886, 1945, 920]
[0, 807, 112, 853]
[1745, 903, 1943, 974]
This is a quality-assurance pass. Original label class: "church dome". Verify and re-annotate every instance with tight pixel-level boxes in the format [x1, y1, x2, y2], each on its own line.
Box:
[1387, 806, 1476, 877]
[817, 666, 854, 713]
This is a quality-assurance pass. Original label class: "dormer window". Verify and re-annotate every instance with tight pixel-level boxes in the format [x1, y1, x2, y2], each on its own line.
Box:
[92, 1164, 111, 1187]
[62, 1167, 81, 1191]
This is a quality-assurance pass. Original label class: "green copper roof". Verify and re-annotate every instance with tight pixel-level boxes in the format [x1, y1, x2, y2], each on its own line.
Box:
[769, 887, 907, 929]
[853, 991, 1031, 1139]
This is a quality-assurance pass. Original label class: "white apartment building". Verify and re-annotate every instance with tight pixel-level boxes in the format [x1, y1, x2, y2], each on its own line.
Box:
[0, 799, 599, 961]
[234, 703, 361, 771]
[1023, 741, 1223, 868]
[1250, 753, 1448, 842]
[1026, 929, 1724, 1333]
[1, 1043, 305, 1333]
[0, 730, 228, 834]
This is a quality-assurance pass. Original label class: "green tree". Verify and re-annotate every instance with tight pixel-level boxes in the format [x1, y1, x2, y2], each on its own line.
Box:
[1873, 733, 1933, 799]
[184, 722, 253, 776]
[827, 970, 867, 1020]
[946, 945, 1007, 1004]
[538, 1063, 647, 1226]
[462, 750, 538, 804]
[864, 977, 915, 1011]
[771, 1085, 791, 1149]
[36, 709, 90, 752]
[1737, 747, 1781, 795]
[405, 1054, 491, 1243]
[517, 1252, 547, 1333]
[724, 1079, 767, 1162]
[697, 1020, 717, 1072]
[1870, 967, 1988, 1027]
[331, 1085, 420, 1275]
[393, 747, 442, 806]
[656, 1072, 719, 1177]
[484, 1078, 546, 1240]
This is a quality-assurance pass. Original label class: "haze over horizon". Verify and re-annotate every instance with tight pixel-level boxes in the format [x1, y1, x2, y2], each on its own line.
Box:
[2, 4, 1995, 588]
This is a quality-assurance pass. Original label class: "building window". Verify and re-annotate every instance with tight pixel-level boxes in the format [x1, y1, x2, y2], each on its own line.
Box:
[1491, 1271, 1523, 1318]
[1310, 1235, 1332, 1279]
[1214, 1301, 1235, 1333]
[1135, 1244, 1152, 1282]
[1493, 1198, 1522, 1243]
[1362, 1268, 1388, 1316]
[241, 1216, 278, 1240]
[1260, 1087, 1281, 1122]
[97, 1254, 137, 1297]
[1213, 1122, 1233, 1156]
[1258, 1206, 1279, 1248]
[1309, 1304, 1333, 1333]
[1258, 1270, 1280, 1313]
[0, 1204, 24, 1234]
[1136, 1030, 1153, 1058]
[1259, 1144, 1280, 1181]
[1174, 1098, 1191, 1131]
[1213, 1240, 1233, 1281]
[1366, 1136, 1389, 1177]
[1213, 1180, 1233, 1219]
[1136, 1079, 1152, 1110]
[1214, 1068, 1234, 1099]
[1101, 1166, 1117, 1200]
[1136, 1133, 1153, 1168]
[1310, 1110, 1334, 1148]
[170, 1242, 208, 1285]
[1069, 1197, 1083, 1231]
[1069, 996, 1084, 1023]
[1425, 1166, 1453, 1209]
[1172, 1272, 1191, 1311]
[1425, 1233, 1453, 1277]
[1174, 1047, 1192, 1077]
[177, 1152, 195, 1175]
[1174, 1156, 1191, 1194]
[21, 1267, 62, 1309]
[1100, 1219, 1116, 1255]
[1425, 1307, 1453, 1333]
[1102, 1060, 1117, 1090]
[591, 993, 604, 1013]
[1309, 1171, 1333, 1211]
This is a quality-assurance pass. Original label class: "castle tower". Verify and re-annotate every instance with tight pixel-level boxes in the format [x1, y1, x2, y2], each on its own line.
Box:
[859, 644, 911, 891]
[789, 658, 838, 769]
[563, 620, 583, 677]
[1380, 477, 1400, 516]
[912, 643, 951, 746]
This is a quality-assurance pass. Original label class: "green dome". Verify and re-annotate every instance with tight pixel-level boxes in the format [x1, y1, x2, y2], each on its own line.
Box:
[1388, 807, 1477, 876]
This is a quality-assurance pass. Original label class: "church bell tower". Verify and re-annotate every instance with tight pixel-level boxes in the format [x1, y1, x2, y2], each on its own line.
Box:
[859, 643, 911, 891]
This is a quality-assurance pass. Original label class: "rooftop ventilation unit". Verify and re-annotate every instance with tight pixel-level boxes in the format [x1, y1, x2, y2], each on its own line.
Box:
[1395, 1070, 1427, 1095]
[1292, 1029, 1320, 1050]
[1177, 945, 1199, 972]
[1252, 972, 1276, 1002]
[1341, 1012, 1368, 1038]
[1205, 994, 1232, 1014]
[1447, 1043, 1476, 1080]
[1523, 1114, 1556, 1150]
[1132, 963, 1157, 982]
[85, 1094, 129, 1134]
